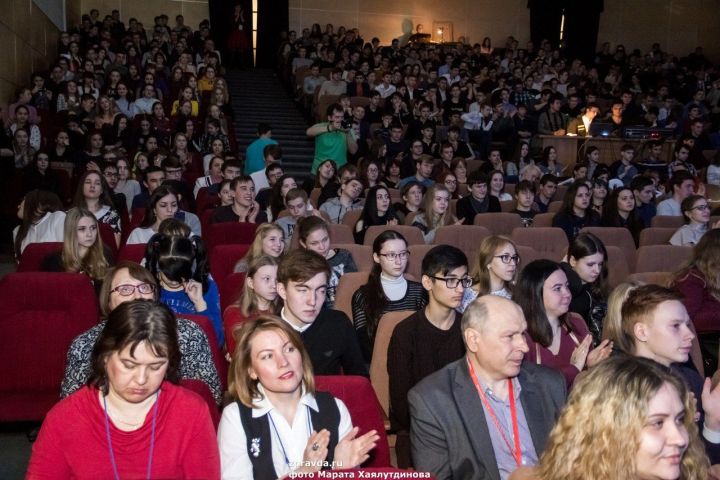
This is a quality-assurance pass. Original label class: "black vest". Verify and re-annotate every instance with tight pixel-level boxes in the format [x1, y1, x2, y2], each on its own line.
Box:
[237, 392, 340, 478]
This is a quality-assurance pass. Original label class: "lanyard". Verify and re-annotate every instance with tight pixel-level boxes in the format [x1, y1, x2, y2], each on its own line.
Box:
[466, 358, 522, 467]
[267, 405, 313, 468]
[103, 390, 160, 480]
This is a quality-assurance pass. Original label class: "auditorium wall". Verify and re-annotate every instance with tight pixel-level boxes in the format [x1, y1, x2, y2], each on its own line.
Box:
[288, 0, 720, 61]
[78, 0, 210, 31]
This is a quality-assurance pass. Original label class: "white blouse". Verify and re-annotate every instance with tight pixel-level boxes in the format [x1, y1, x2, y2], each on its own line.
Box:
[13, 211, 66, 255]
[217, 386, 352, 480]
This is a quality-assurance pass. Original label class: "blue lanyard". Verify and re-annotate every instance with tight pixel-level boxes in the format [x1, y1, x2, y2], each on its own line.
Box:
[267, 405, 313, 468]
[103, 390, 160, 480]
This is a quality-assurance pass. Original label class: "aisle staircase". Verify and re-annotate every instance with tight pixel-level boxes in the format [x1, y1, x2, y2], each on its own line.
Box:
[225, 69, 315, 179]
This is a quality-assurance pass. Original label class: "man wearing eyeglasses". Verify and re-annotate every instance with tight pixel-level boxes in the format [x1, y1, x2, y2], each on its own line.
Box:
[388, 245, 469, 468]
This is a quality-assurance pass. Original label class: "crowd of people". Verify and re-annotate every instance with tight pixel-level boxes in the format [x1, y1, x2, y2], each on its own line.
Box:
[5, 6, 720, 480]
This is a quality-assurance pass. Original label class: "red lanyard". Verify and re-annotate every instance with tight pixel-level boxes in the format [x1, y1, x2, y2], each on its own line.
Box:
[467, 358, 522, 467]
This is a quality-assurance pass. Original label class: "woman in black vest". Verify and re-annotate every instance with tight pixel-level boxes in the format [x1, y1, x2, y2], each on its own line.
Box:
[217, 316, 379, 478]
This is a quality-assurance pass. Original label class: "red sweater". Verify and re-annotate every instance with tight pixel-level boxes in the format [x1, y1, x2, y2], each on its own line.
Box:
[524, 313, 590, 388]
[223, 306, 273, 355]
[673, 269, 720, 334]
[26, 382, 220, 479]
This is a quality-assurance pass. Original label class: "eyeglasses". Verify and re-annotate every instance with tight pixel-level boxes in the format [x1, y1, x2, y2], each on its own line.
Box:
[494, 254, 521, 265]
[690, 204, 710, 211]
[428, 276, 473, 289]
[378, 251, 409, 261]
[110, 283, 156, 296]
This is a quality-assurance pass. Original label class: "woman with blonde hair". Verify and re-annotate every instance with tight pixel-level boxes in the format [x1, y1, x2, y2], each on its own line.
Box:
[41, 207, 111, 284]
[411, 184, 460, 243]
[223, 255, 280, 355]
[511, 355, 709, 480]
[218, 316, 379, 478]
[233, 223, 285, 273]
[459, 235, 519, 312]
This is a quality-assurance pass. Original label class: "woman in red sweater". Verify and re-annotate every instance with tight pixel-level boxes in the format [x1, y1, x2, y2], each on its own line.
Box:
[672, 229, 720, 334]
[27, 300, 220, 479]
[223, 255, 280, 356]
[514, 259, 612, 387]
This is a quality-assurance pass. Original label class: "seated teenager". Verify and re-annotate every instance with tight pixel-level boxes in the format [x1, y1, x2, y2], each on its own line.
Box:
[28, 300, 220, 478]
[460, 235, 519, 312]
[318, 177, 364, 224]
[266, 174, 299, 223]
[392, 180, 423, 225]
[603, 284, 720, 464]
[354, 185, 400, 244]
[552, 181, 600, 242]
[276, 249, 367, 376]
[223, 255, 280, 356]
[601, 186, 644, 246]
[398, 154, 435, 190]
[351, 230, 427, 361]
[297, 216, 357, 309]
[275, 187, 321, 243]
[456, 170, 501, 225]
[559, 233, 609, 345]
[670, 195, 718, 246]
[60, 261, 222, 405]
[233, 223, 286, 273]
[512, 180, 537, 227]
[388, 245, 469, 468]
[217, 316, 379, 478]
[73, 170, 122, 247]
[126, 186, 194, 244]
[412, 184, 460, 243]
[41, 207, 112, 289]
[211, 176, 268, 224]
[145, 233, 223, 347]
[515, 259, 612, 387]
[532, 174, 557, 213]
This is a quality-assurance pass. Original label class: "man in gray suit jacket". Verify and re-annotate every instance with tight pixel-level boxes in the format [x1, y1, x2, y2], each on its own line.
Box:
[409, 295, 566, 480]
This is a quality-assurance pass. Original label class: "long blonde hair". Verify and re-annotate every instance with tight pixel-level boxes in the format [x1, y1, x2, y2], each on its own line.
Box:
[235, 223, 285, 270]
[236, 255, 280, 316]
[470, 235, 518, 295]
[537, 355, 708, 480]
[421, 184, 456, 231]
[62, 207, 109, 281]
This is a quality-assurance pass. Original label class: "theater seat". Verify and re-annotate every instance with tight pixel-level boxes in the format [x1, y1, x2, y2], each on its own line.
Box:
[179, 313, 228, 391]
[651, 215, 684, 228]
[117, 243, 147, 264]
[406, 244, 434, 280]
[434, 225, 491, 259]
[532, 212, 555, 227]
[634, 245, 693, 273]
[334, 272, 370, 322]
[16, 242, 62, 272]
[639, 227, 676, 246]
[369, 310, 415, 418]
[0, 273, 99, 421]
[580, 227, 638, 272]
[473, 212, 523, 235]
[220, 272, 246, 313]
[205, 222, 258, 251]
[512, 227, 568, 262]
[180, 379, 220, 429]
[333, 244, 374, 272]
[209, 244, 250, 294]
[606, 246, 631, 288]
[315, 375, 391, 468]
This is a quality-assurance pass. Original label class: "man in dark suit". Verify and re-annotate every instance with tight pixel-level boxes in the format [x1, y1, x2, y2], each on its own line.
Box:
[409, 295, 566, 480]
[566, 102, 601, 137]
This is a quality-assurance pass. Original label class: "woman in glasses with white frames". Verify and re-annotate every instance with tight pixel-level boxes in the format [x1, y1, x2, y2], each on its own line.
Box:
[59, 261, 223, 406]
[670, 195, 720, 246]
[351, 230, 427, 362]
[515, 259, 613, 388]
[458, 235, 519, 313]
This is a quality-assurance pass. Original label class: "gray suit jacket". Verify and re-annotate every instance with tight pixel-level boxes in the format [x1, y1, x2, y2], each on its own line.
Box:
[409, 359, 566, 480]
